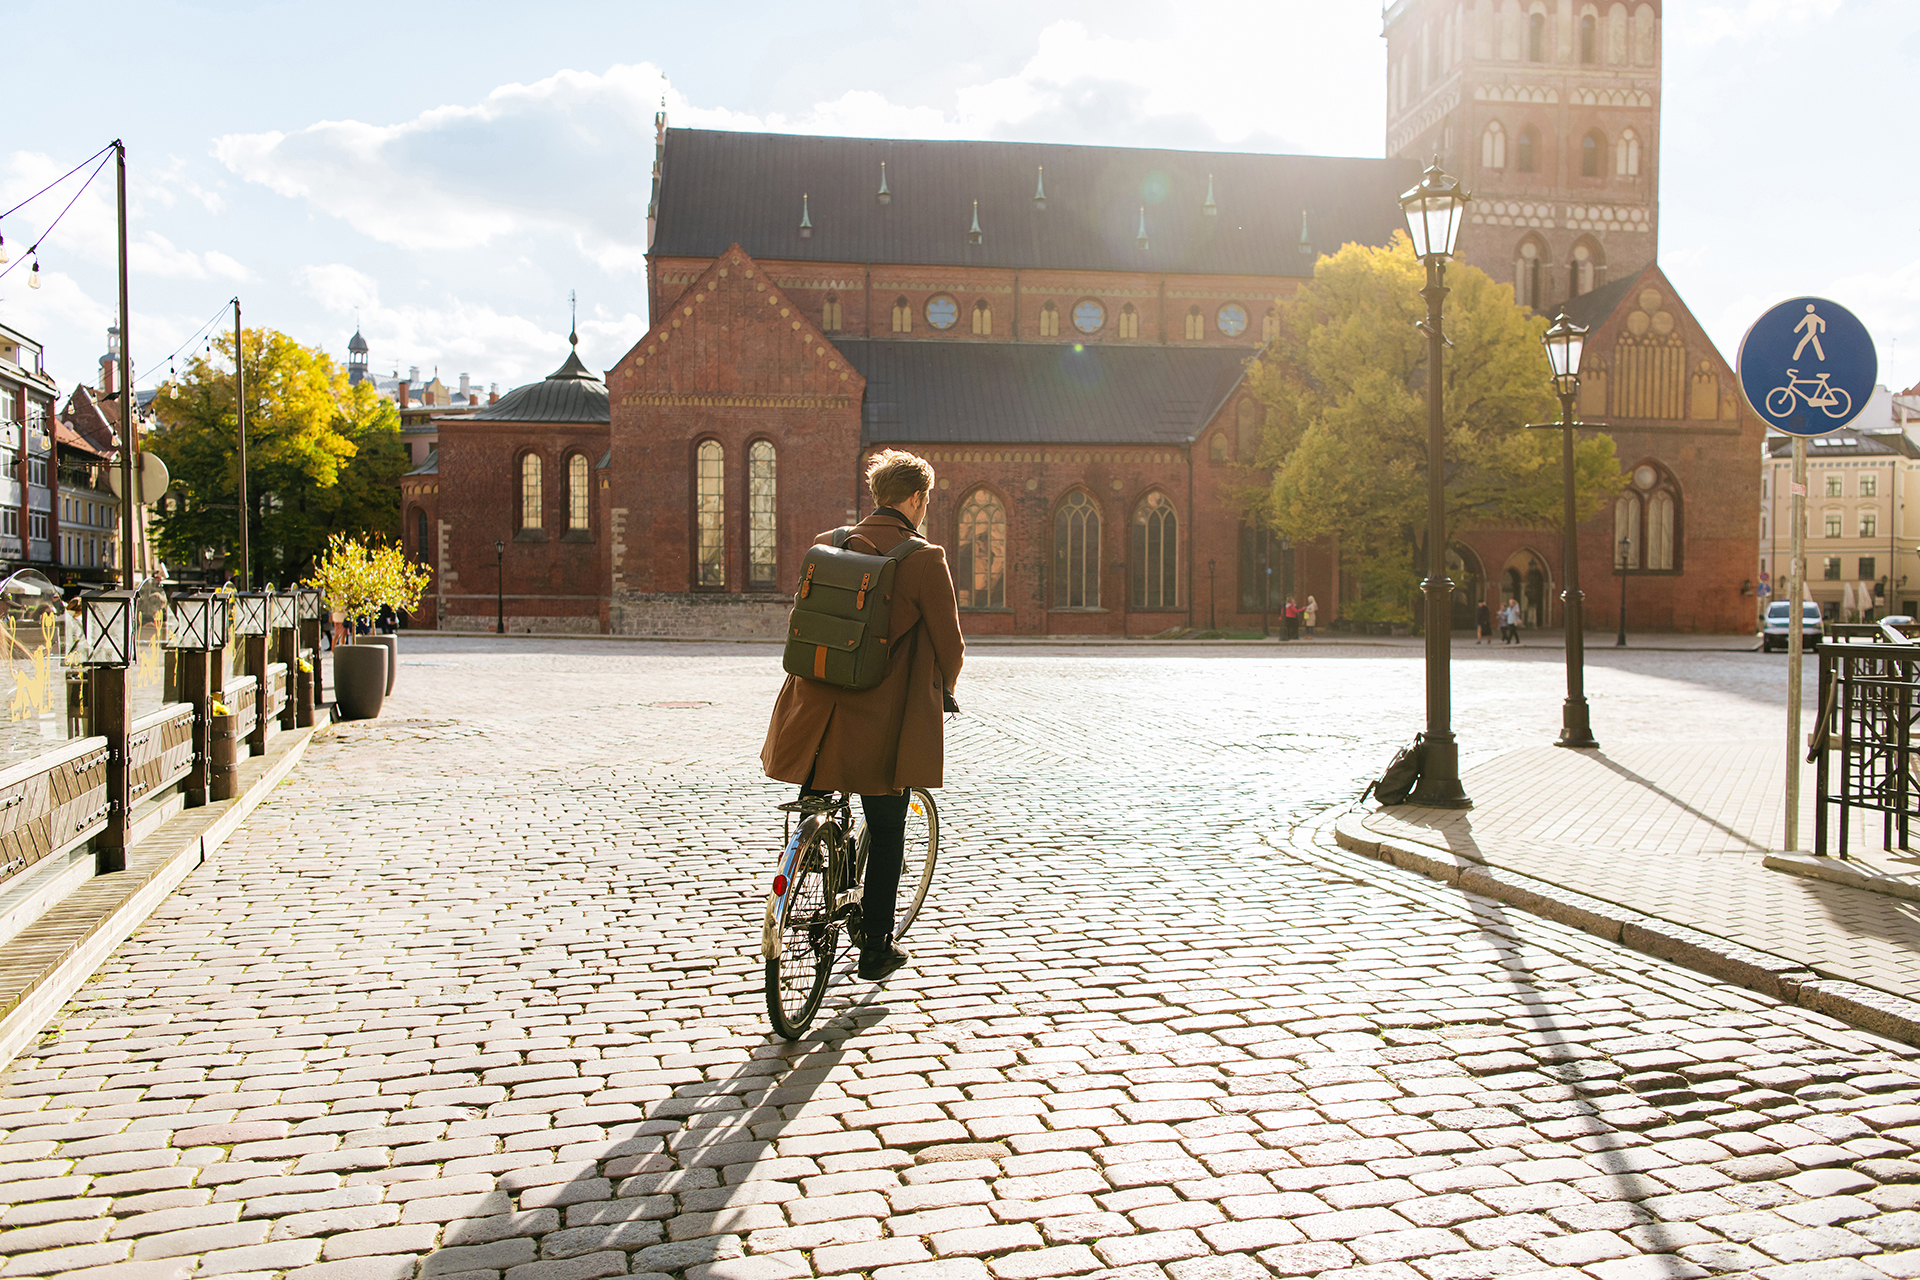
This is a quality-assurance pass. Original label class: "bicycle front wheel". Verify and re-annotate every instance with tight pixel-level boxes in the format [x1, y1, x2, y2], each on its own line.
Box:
[1766, 386, 1797, 418]
[766, 826, 838, 1039]
[857, 788, 940, 940]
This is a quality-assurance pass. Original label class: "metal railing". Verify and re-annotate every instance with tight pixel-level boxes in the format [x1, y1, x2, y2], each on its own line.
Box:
[1813, 625, 1920, 857]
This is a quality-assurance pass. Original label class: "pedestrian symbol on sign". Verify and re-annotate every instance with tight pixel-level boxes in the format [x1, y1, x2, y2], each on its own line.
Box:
[1792, 303, 1827, 362]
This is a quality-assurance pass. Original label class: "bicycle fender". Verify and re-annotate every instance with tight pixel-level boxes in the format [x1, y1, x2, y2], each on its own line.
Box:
[764, 815, 824, 960]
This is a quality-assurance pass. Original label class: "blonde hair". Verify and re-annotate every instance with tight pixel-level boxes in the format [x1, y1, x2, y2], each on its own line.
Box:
[865, 449, 935, 509]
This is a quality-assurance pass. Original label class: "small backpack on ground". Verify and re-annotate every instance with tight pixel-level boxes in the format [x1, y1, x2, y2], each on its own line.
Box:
[1364, 734, 1426, 806]
[782, 528, 927, 690]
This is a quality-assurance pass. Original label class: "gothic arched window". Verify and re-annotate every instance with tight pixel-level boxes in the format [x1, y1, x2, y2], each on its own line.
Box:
[891, 296, 911, 333]
[972, 298, 993, 336]
[1528, 11, 1547, 61]
[414, 508, 430, 564]
[519, 452, 542, 530]
[1053, 491, 1101, 608]
[1262, 307, 1279, 342]
[1617, 462, 1681, 573]
[1039, 301, 1060, 337]
[1184, 306, 1204, 340]
[955, 488, 1006, 610]
[748, 440, 777, 589]
[696, 439, 725, 587]
[1616, 128, 1641, 177]
[1516, 126, 1539, 173]
[1131, 493, 1178, 610]
[822, 292, 842, 333]
[1482, 121, 1506, 170]
[568, 453, 590, 531]
[1515, 238, 1545, 308]
[1579, 12, 1598, 62]
[1236, 399, 1261, 461]
[1570, 240, 1601, 296]
[1119, 303, 1140, 339]
[1582, 130, 1604, 177]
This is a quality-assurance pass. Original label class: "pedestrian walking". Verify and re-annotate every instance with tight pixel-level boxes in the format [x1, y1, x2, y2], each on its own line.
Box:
[1303, 595, 1318, 639]
[1476, 599, 1491, 645]
[1502, 598, 1522, 645]
[762, 449, 964, 982]
[1283, 596, 1299, 641]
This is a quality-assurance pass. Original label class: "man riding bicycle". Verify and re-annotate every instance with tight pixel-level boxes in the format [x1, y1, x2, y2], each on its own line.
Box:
[762, 450, 965, 981]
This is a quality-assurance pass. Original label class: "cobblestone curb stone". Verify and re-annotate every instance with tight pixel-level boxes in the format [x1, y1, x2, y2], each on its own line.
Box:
[1333, 812, 1920, 1046]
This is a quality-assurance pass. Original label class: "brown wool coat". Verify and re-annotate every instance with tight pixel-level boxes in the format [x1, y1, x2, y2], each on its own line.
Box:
[761, 509, 965, 795]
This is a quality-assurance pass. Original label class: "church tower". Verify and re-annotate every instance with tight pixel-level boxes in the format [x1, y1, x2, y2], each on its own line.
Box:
[1382, 0, 1661, 313]
[347, 326, 369, 386]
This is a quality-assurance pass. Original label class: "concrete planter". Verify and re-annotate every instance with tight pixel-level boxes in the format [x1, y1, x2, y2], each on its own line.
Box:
[353, 635, 398, 695]
[334, 645, 386, 720]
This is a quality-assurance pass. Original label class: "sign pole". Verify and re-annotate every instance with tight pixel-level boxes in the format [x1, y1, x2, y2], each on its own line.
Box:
[1786, 436, 1806, 850]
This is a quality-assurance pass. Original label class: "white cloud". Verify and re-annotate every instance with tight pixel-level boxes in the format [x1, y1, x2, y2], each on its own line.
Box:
[1674, 0, 1845, 45]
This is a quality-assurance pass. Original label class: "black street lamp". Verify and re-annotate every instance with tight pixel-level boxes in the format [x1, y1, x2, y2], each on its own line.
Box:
[495, 540, 505, 635]
[1397, 158, 1472, 808]
[1541, 316, 1598, 749]
[1616, 534, 1631, 648]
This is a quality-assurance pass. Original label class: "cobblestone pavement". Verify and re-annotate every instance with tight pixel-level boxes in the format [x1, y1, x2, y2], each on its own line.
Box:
[13, 639, 1920, 1280]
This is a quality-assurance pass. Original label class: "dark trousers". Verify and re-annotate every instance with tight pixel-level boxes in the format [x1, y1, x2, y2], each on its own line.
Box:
[801, 786, 908, 946]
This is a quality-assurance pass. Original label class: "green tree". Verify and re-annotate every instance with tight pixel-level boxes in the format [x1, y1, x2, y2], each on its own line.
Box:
[145, 329, 403, 586]
[1246, 235, 1624, 624]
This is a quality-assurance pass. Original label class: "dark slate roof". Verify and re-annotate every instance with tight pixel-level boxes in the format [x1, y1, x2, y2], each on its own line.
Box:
[347, 328, 368, 353]
[404, 449, 439, 476]
[654, 129, 1418, 276]
[834, 339, 1250, 446]
[1554, 275, 1638, 330]
[454, 341, 608, 424]
[1766, 431, 1920, 458]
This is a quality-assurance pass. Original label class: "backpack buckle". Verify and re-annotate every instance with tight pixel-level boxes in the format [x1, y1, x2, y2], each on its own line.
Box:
[799, 563, 815, 599]
[855, 572, 872, 610]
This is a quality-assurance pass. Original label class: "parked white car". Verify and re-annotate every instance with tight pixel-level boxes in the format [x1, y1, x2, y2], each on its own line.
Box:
[1759, 599, 1823, 653]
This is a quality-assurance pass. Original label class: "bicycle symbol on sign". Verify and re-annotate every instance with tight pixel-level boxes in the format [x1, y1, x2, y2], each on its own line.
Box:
[1766, 368, 1853, 421]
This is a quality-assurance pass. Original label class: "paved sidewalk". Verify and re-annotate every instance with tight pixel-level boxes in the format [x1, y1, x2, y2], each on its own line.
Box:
[1359, 741, 1920, 1001]
[9, 640, 1920, 1280]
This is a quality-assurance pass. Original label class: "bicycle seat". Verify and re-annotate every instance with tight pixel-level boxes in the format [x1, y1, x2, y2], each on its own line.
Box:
[776, 794, 848, 816]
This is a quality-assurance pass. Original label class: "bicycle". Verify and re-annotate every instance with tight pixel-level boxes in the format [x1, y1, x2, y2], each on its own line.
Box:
[1766, 369, 1852, 420]
[762, 787, 939, 1038]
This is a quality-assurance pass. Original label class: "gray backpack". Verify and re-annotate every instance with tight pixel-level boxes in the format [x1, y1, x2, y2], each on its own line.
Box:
[782, 527, 927, 690]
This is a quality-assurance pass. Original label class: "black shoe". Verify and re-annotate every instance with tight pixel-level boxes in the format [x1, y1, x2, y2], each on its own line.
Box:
[858, 934, 910, 981]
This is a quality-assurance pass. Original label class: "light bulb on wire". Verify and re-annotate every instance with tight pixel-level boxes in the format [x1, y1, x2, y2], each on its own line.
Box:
[0, 234, 8, 265]
[27, 259, 40, 290]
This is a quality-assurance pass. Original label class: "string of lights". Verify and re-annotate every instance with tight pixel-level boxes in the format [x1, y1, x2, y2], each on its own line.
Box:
[140, 297, 241, 394]
[0, 147, 116, 290]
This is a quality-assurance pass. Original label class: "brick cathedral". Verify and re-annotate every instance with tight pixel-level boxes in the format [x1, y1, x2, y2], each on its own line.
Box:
[403, 0, 1760, 637]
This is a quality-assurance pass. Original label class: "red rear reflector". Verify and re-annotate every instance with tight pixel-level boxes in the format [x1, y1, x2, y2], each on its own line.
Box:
[773, 875, 788, 896]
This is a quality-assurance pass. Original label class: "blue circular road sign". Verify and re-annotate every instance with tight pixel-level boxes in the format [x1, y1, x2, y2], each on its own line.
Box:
[1738, 297, 1877, 436]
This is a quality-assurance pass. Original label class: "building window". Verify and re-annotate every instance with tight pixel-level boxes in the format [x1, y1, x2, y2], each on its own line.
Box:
[28, 457, 45, 487]
[1581, 130, 1603, 177]
[1516, 127, 1538, 173]
[1570, 242, 1597, 296]
[1216, 303, 1248, 338]
[1647, 489, 1674, 570]
[1482, 122, 1506, 169]
[1580, 13, 1598, 62]
[1824, 556, 1843, 581]
[1861, 557, 1878, 581]
[519, 453, 542, 530]
[1184, 306, 1204, 340]
[1236, 400, 1261, 460]
[1615, 494, 1640, 569]
[955, 488, 1007, 610]
[29, 512, 45, 541]
[892, 296, 912, 333]
[1131, 493, 1178, 610]
[1053, 491, 1100, 608]
[748, 440, 776, 589]
[822, 292, 842, 333]
[1823, 513, 1841, 538]
[1039, 301, 1060, 337]
[926, 294, 959, 330]
[1861, 474, 1878, 498]
[1616, 129, 1640, 177]
[1262, 308, 1279, 342]
[568, 454, 590, 531]
[1119, 303, 1140, 339]
[417, 508, 431, 563]
[1515, 239, 1544, 308]
[1073, 298, 1105, 334]
[1861, 511, 1879, 538]
[1527, 11, 1546, 61]
[971, 299, 992, 336]
[1826, 475, 1843, 497]
[696, 439, 725, 587]
[1209, 433, 1228, 464]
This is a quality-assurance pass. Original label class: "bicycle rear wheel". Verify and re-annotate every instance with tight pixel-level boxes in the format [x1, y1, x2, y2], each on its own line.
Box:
[766, 826, 838, 1039]
[856, 788, 940, 940]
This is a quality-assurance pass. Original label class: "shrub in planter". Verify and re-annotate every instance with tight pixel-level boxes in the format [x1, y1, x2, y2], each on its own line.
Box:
[307, 535, 431, 701]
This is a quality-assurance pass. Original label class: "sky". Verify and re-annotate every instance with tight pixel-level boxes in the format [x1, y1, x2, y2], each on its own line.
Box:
[0, 0, 1913, 400]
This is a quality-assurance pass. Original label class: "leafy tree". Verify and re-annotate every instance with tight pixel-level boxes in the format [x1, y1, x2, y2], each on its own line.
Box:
[1245, 235, 1623, 624]
[145, 329, 404, 586]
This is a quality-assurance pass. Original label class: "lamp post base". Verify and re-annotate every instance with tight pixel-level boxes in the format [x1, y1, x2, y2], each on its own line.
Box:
[1556, 699, 1599, 750]
[1411, 731, 1473, 808]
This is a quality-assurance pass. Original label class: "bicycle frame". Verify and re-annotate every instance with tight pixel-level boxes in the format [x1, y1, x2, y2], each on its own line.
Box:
[762, 794, 856, 960]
